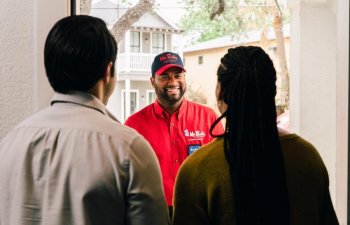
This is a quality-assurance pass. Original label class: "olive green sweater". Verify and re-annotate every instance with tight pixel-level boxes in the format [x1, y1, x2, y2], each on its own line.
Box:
[173, 134, 339, 225]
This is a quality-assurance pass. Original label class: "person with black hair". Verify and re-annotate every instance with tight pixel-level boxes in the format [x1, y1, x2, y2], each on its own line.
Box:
[0, 15, 169, 225]
[172, 46, 338, 225]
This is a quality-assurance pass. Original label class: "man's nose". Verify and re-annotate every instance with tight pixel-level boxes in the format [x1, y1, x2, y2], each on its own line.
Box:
[167, 75, 177, 84]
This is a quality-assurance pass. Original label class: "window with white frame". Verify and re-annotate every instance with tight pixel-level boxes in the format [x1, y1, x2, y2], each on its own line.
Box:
[152, 33, 165, 54]
[122, 89, 139, 121]
[146, 90, 156, 105]
[130, 31, 140, 53]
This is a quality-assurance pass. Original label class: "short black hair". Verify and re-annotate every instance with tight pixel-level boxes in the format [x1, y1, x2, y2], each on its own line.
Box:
[44, 15, 118, 93]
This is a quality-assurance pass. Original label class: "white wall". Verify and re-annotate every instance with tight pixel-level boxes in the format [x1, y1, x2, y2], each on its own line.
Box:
[290, 0, 337, 191]
[289, 0, 348, 223]
[35, 0, 68, 110]
[335, 0, 349, 223]
[0, 0, 68, 139]
[0, 0, 35, 138]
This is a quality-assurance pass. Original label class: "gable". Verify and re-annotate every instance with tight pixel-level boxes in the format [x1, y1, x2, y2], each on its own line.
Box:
[132, 11, 175, 30]
[90, 0, 181, 33]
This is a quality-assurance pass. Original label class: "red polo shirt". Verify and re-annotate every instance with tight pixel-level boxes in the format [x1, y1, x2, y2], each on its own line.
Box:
[125, 99, 224, 205]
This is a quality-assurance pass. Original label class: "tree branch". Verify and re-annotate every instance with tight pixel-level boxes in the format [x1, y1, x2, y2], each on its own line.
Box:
[210, 0, 225, 20]
[110, 0, 155, 43]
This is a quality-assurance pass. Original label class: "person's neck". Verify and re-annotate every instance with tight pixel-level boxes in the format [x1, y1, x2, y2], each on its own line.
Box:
[278, 127, 291, 136]
[89, 80, 107, 105]
[158, 98, 184, 115]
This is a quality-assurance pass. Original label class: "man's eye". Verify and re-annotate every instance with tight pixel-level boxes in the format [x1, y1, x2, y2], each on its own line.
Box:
[160, 75, 169, 80]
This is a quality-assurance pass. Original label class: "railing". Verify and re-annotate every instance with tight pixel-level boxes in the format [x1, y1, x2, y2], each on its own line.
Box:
[117, 53, 156, 73]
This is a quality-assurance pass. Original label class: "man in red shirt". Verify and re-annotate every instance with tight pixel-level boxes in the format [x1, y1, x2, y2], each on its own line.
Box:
[125, 51, 224, 216]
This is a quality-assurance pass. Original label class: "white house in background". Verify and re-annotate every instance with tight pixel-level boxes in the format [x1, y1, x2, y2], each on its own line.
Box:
[90, 0, 182, 122]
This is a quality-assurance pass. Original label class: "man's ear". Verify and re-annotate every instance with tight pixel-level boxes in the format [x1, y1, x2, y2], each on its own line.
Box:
[150, 76, 155, 88]
[103, 62, 113, 83]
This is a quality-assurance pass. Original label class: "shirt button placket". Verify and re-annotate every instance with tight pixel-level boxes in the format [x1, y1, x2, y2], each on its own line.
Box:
[170, 117, 179, 166]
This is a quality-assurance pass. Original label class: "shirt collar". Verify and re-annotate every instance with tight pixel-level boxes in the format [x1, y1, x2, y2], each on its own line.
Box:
[153, 98, 188, 119]
[51, 91, 120, 123]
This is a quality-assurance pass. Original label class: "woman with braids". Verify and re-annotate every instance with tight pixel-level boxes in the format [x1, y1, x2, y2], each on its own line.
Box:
[172, 46, 338, 225]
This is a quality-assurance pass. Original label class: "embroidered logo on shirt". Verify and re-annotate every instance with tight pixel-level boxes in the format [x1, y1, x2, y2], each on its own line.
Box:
[184, 129, 206, 138]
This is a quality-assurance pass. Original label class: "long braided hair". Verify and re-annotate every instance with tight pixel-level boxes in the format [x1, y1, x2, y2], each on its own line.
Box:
[210, 46, 289, 225]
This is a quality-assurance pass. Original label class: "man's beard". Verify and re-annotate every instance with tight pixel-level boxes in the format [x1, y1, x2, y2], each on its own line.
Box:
[158, 86, 186, 105]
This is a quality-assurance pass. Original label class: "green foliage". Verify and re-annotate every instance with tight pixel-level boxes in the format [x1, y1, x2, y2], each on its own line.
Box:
[180, 0, 290, 44]
[180, 0, 242, 43]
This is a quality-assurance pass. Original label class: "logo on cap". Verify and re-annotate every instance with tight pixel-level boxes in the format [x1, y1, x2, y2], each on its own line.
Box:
[151, 51, 186, 76]
[159, 53, 178, 63]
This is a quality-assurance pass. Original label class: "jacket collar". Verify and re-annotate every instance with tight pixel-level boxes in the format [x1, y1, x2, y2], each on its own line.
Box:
[51, 91, 120, 123]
